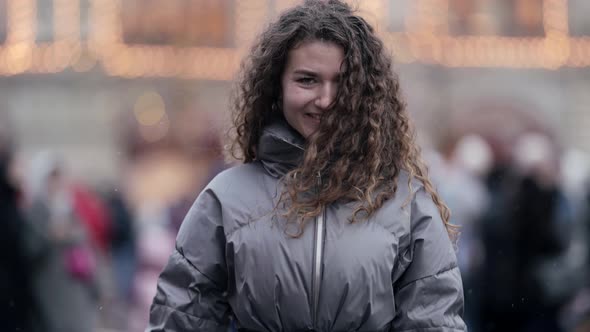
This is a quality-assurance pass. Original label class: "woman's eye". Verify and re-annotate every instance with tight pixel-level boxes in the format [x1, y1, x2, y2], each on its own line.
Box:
[296, 77, 316, 85]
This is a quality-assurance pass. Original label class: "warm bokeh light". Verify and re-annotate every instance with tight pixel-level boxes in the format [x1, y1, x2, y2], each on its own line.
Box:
[4, 42, 33, 75]
[138, 114, 170, 143]
[71, 45, 98, 72]
[54, 0, 80, 42]
[134, 91, 167, 127]
[235, 0, 269, 47]
[0, 0, 589, 77]
[6, 0, 36, 44]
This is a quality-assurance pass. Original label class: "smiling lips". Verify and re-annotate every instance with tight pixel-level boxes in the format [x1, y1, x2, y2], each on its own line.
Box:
[305, 113, 322, 121]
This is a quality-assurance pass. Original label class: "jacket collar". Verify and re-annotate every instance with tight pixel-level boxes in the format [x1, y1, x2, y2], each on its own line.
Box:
[257, 117, 306, 178]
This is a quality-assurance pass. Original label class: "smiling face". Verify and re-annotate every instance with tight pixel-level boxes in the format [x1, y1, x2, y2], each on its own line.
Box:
[280, 40, 345, 139]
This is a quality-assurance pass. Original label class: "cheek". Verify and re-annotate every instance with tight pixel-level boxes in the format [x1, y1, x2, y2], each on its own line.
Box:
[282, 86, 310, 112]
[282, 94, 296, 114]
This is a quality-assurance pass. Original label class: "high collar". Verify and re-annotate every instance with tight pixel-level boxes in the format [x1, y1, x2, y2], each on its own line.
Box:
[256, 117, 306, 178]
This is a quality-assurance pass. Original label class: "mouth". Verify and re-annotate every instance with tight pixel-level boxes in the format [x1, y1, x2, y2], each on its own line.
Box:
[305, 113, 321, 121]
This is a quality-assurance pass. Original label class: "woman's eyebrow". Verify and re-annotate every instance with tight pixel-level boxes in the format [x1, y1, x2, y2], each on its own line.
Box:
[292, 69, 318, 76]
[292, 69, 341, 80]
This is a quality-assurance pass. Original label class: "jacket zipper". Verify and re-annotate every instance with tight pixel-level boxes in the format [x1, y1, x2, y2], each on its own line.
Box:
[311, 174, 326, 328]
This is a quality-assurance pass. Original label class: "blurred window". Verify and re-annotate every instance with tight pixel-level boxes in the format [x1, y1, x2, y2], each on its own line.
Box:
[0, 0, 5, 43]
[448, 0, 544, 37]
[121, 0, 233, 47]
[568, 0, 590, 36]
[36, 0, 55, 42]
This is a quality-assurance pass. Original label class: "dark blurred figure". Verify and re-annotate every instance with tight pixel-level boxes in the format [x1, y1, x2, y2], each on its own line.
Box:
[0, 142, 43, 331]
[560, 187, 590, 332]
[107, 190, 137, 299]
[94, 187, 137, 331]
[479, 132, 575, 332]
[24, 151, 99, 332]
[577, 188, 590, 331]
[427, 133, 492, 332]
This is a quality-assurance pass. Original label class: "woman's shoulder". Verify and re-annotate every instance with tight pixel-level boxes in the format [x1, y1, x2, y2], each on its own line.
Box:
[396, 170, 425, 195]
[377, 170, 425, 211]
[194, 162, 277, 232]
[367, 171, 429, 240]
[205, 162, 265, 195]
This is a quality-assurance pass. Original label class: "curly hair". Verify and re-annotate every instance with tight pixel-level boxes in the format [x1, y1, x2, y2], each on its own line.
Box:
[230, 0, 457, 241]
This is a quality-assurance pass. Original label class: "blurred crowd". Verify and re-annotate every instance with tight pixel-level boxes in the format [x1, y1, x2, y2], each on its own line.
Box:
[0, 124, 226, 332]
[1, 109, 590, 332]
[425, 114, 590, 332]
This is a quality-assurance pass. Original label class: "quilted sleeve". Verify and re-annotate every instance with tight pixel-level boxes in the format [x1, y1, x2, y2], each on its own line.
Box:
[146, 189, 231, 332]
[391, 186, 466, 332]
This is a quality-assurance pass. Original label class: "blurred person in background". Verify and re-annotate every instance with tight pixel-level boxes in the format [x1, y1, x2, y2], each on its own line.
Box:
[103, 187, 137, 301]
[128, 196, 177, 332]
[556, 148, 590, 332]
[428, 133, 491, 332]
[558, 189, 590, 332]
[147, 1, 465, 331]
[91, 184, 138, 331]
[70, 182, 112, 256]
[479, 131, 577, 332]
[69, 179, 116, 327]
[24, 151, 99, 332]
[0, 137, 44, 331]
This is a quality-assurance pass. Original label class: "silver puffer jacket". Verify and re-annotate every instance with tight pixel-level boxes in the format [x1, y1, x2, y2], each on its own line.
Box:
[147, 119, 466, 332]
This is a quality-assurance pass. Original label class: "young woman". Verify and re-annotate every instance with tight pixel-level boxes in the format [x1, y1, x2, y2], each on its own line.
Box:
[147, 1, 465, 331]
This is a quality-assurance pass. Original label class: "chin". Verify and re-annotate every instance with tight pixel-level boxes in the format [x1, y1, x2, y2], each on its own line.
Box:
[303, 128, 319, 139]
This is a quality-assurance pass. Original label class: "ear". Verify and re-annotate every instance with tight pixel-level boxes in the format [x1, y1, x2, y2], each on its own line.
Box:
[273, 90, 284, 113]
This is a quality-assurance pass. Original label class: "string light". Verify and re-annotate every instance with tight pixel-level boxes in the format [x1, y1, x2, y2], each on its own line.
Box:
[406, 0, 448, 34]
[235, 0, 269, 47]
[88, 0, 122, 58]
[54, 0, 80, 42]
[95, 0, 257, 79]
[543, 0, 569, 35]
[0, 53, 5, 75]
[54, 0, 80, 69]
[386, 0, 583, 69]
[1, 0, 35, 75]
[30, 43, 45, 73]
[6, 0, 36, 44]
[71, 44, 98, 72]
[568, 38, 590, 67]
[4, 43, 34, 75]
[1, 0, 590, 77]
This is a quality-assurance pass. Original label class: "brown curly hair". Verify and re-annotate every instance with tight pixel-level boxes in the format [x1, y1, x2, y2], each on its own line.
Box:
[230, 0, 457, 240]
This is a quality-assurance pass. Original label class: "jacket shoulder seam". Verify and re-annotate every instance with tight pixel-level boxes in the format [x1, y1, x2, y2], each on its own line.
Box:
[173, 246, 221, 288]
[151, 302, 224, 324]
[224, 208, 276, 239]
[395, 263, 459, 291]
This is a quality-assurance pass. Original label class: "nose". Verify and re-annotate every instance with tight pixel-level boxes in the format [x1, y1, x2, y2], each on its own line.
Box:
[314, 83, 337, 110]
